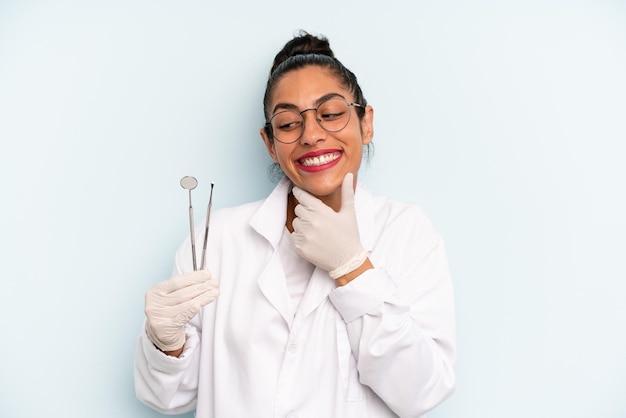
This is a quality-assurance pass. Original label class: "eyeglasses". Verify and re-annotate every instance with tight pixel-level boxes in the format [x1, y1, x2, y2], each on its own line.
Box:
[267, 97, 365, 144]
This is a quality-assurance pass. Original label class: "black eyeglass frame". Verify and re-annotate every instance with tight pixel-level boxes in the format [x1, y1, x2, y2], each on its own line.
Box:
[265, 98, 365, 144]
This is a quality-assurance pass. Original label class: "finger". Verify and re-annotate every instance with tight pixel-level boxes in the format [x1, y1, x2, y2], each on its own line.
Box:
[174, 284, 220, 324]
[292, 186, 321, 209]
[155, 270, 213, 294]
[293, 201, 313, 219]
[175, 301, 200, 326]
[167, 278, 218, 303]
[182, 282, 220, 310]
[292, 216, 305, 233]
[194, 282, 220, 307]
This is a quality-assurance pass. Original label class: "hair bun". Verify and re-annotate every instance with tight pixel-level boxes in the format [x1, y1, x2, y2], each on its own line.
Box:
[270, 30, 334, 75]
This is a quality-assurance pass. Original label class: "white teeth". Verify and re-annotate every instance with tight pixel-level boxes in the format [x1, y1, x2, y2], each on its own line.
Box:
[300, 152, 340, 167]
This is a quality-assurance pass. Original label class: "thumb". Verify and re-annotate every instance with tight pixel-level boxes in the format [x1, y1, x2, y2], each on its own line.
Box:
[340, 172, 356, 210]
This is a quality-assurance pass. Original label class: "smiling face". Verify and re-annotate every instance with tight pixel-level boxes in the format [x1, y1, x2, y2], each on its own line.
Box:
[260, 66, 374, 209]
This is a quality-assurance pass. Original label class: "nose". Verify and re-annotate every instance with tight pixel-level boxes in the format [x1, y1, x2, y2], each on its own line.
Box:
[300, 108, 326, 145]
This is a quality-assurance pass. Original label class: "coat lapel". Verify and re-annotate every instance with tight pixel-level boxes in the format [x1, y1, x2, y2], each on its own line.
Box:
[250, 177, 293, 327]
[297, 267, 335, 321]
[248, 177, 378, 329]
[257, 252, 293, 327]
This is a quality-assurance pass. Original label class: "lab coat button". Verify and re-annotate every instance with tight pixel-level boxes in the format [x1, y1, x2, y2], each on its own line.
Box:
[287, 341, 298, 354]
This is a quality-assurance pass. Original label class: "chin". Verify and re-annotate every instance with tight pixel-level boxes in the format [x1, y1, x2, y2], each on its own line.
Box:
[302, 183, 341, 199]
[290, 171, 344, 196]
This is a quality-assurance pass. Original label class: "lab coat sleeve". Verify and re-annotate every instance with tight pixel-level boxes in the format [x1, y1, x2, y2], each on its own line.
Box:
[134, 242, 206, 414]
[328, 210, 456, 418]
[134, 322, 202, 414]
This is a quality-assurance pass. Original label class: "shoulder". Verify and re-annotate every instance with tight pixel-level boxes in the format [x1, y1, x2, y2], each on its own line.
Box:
[212, 199, 264, 222]
[357, 184, 443, 251]
[174, 198, 269, 274]
[358, 184, 437, 232]
[207, 199, 265, 237]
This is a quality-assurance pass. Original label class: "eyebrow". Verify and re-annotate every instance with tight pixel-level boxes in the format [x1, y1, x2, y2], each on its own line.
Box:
[271, 93, 347, 115]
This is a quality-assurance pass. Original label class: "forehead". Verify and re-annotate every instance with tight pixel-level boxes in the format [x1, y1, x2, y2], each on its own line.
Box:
[270, 66, 350, 108]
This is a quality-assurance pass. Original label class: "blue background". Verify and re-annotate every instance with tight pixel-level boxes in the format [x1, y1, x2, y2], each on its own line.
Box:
[1, 1, 625, 417]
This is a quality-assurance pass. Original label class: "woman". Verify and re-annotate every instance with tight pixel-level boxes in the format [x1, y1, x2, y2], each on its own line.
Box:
[135, 32, 456, 418]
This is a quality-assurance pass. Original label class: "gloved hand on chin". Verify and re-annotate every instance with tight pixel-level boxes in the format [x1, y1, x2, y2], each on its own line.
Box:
[291, 172, 368, 280]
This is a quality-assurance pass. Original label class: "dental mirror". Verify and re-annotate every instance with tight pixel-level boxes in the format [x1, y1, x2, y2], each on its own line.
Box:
[180, 176, 198, 190]
[181, 176, 199, 271]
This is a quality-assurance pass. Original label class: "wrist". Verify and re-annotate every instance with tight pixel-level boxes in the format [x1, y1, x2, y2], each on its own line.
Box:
[335, 257, 373, 286]
[329, 249, 368, 279]
[145, 322, 186, 354]
[161, 345, 184, 357]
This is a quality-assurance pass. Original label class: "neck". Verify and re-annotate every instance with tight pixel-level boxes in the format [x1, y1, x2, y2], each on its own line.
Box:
[286, 191, 297, 233]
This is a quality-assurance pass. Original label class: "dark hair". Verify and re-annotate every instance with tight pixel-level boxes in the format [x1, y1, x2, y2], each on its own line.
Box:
[262, 31, 368, 141]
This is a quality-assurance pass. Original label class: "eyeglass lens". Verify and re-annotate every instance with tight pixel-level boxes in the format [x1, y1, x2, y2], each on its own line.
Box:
[270, 98, 354, 144]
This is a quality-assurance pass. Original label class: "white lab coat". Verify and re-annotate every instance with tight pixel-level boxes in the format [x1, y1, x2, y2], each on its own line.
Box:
[134, 177, 456, 418]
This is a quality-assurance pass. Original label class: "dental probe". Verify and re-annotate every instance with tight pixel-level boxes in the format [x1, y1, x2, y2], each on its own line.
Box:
[199, 182, 214, 271]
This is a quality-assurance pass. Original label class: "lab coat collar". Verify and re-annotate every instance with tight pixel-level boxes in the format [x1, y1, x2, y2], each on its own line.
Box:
[249, 175, 377, 327]
[249, 176, 292, 249]
[250, 177, 294, 326]
[249, 175, 376, 251]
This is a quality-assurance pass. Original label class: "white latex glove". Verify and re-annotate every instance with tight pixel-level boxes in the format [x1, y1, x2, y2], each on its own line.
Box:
[144, 270, 219, 352]
[291, 172, 368, 279]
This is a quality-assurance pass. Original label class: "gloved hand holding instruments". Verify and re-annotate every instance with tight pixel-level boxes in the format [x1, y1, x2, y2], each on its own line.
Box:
[144, 177, 219, 353]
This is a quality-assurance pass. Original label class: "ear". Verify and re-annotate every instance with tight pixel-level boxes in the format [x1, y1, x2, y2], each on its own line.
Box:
[360, 105, 374, 145]
[260, 127, 278, 162]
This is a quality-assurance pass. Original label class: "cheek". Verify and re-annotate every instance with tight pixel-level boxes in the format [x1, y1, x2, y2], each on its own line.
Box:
[273, 144, 295, 164]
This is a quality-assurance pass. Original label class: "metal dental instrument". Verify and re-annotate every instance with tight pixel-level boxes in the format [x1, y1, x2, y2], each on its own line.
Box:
[180, 176, 199, 271]
[199, 182, 215, 271]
